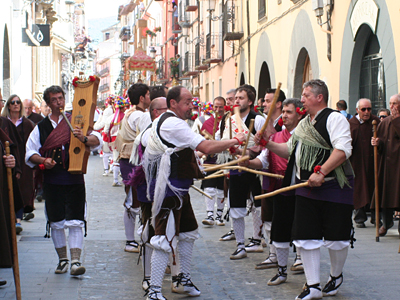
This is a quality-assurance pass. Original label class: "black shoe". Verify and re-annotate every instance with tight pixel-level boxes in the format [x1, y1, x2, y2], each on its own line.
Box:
[23, 212, 35, 221]
[0, 278, 6, 286]
[322, 273, 343, 296]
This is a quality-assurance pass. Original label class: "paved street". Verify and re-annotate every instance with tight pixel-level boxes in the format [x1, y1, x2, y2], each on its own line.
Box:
[1, 155, 400, 300]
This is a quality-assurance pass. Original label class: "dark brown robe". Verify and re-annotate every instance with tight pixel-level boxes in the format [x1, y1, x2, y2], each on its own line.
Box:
[15, 117, 35, 212]
[349, 115, 380, 209]
[27, 112, 43, 124]
[374, 116, 400, 210]
[0, 130, 23, 268]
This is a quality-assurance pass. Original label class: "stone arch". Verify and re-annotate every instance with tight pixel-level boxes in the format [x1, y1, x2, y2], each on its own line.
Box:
[257, 62, 271, 100]
[340, 0, 397, 112]
[286, 9, 319, 98]
[293, 48, 312, 98]
[254, 31, 275, 98]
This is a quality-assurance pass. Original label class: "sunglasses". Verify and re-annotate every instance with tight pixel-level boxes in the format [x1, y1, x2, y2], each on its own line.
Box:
[360, 107, 371, 112]
[379, 115, 387, 119]
[10, 100, 21, 105]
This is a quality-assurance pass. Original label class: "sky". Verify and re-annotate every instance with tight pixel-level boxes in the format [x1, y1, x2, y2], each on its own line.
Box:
[85, 0, 128, 20]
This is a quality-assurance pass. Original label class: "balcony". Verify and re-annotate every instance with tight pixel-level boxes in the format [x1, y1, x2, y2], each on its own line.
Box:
[223, 3, 244, 41]
[182, 51, 199, 77]
[98, 84, 110, 93]
[119, 26, 131, 41]
[185, 0, 198, 12]
[98, 67, 110, 77]
[203, 33, 222, 64]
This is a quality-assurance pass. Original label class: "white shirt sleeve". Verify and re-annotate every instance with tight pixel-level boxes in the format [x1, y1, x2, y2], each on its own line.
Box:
[326, 112, 352, 159]
[256, 148, 269, 169]
[137, 112, 152, 133]
[127, 111, 143, 132]
[160, 117, 205, 150]
[254, 115, 265, 131]
[25, 126, 41, 168]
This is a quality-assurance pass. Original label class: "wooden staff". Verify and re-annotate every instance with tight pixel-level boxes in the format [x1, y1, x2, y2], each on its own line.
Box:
[212, 113, 219, 140]
[203, 155, 249, 173]
[51, 149, 56, 161]
[256, 82, 282, 144]
[234, 106, 242, 133]
[59, 108, 74, 133]
[201, 130, 214, 141]
[221, 166, 284, 179]
[239, 119, 254, 172]
[254, 182, 309, 200]
[372, 120, 380, 242]
[190, 185, 212, 199]
[200, 172, 225, 181]
[5, 142, 22, 300]
[228, 112, 232, 139]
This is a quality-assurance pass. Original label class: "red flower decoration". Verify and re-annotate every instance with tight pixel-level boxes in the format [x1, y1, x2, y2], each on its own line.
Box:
[224, 105, 232, 112]
[278, 118, 284, 127]
[218, 115, 222, 120]
[39, 164, 45, 170]
[314, 165, 321, 173]
[296, 107, 306, 115]
[259, 138, 268, 147]
[72, 77, 79, 87]
[191, 114, 198, 121]
[89, 76, 96, 82]
[234, 128, 238, 133]
[229, 146, 237, 154]
[254, 105, 262, 112]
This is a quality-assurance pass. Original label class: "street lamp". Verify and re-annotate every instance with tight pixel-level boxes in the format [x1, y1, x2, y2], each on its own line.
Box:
[208, 0, 216, 12]
[149, 47, 156, 59]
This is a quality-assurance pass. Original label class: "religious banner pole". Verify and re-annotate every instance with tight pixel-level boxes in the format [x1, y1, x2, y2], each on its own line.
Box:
[372, 120, 380, 242]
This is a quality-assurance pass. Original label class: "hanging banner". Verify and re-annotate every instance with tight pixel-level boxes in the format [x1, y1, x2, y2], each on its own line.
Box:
[22, 24, 51, 47]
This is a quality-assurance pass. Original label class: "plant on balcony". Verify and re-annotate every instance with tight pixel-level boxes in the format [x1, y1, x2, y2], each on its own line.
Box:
[146, 29, 156, 38]
[154, 27, 161, 32]
[169, 56, 180, 78]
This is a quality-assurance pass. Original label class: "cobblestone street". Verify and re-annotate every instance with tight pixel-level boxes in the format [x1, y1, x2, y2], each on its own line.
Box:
[1, 155, 400, 300]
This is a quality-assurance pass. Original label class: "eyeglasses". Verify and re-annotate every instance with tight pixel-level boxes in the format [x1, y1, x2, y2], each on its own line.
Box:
[360, 107, 372, 112]
[10, 100, 21, 105]
[155, 107, 168, 111]
[379, 115, 387, 119]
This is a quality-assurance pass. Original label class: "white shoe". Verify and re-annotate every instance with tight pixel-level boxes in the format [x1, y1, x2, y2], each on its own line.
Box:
[142, 277, 150, 291]
[175, 273, 201, 297]
[291, 254, 304, 272]
[102, 170, 109, 176]
[202, 216, 214, 226]
[230, 247, 247, 260]
[171, 275, 181, 293]
[112, 181, 122, 187]
[267, 266, 287, 286]
[70, 260, 86, 276]
[124, 240, 139, 253]
[55, 260, 69, 274]
[219, 230, 235, 241]
[215, 216, 225, 226]
[146, 286, 167, 300]
[322, 273, 343, 296]
[295, 283, 322, 300]
[245, 238, 264, 252]
[255, 253, 278, 269]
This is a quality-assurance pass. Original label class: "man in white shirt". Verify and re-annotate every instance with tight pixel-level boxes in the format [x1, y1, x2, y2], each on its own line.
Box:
[144, 86, 245, 300]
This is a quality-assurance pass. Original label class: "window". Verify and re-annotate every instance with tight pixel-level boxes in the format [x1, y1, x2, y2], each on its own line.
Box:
[105, 32, 110, 40]
[258, 0, 266, 20]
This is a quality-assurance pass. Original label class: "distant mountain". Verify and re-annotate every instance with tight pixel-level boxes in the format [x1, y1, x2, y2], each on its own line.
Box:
[88, 16, 118, 45]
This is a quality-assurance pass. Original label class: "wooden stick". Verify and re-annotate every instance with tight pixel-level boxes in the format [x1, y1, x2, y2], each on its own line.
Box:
[51, 149, 56, 161]
[239, 119, 254, 172]
[200, 172, 225, 181]
[212, 113, 219, 140]
[197, 124, 202, 135]
[254, 182, 309, 200]
[228, 112, 232, 139]
[234, 106, 242, 133]
[203, 155, 249, 173]
[190, 185, 212, 199]
[59, 108, 74, 133]
[221, 166, 284, 179]
[256, 82, 282, 144]
[372, 120, 380, 242]
[5, 142, 22, 300]
[201, 129, 214, 141]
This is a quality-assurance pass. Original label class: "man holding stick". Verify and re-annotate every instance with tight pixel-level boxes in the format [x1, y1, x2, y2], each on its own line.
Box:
[221, 86, 265, 259]
[240, 98, 304, 285]
[143, 86, 245, 300]
[371, 94, 400, 236]
[258, 79, 354, 299]
[25, 85, 102, 276]
[198, 96, 226, 226]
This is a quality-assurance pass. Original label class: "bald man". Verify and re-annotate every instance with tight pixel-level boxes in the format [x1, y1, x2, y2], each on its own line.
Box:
[23, 99, 43, 124]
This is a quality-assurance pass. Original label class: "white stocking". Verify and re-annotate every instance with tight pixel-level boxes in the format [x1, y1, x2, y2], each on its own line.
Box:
[300, 247, 321, 285]
[150, 249, 169, 287]
[143, 244, 153, 277]
[178, 240, 194, 275]
[170, 251, 180, 276]
[124, 209, 136, 241]
[251, 207, 263, 240]
[68, 226, 83, 249]
[276, 247, 290, 267]
[232, 217, 245, 246]
[328, 247, 348, 277]
[51, 228, 66, 249]
[113, 164, 120, 183]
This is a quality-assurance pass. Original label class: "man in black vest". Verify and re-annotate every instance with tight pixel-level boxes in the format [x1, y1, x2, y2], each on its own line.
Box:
[25, 85, 101, 276]
[143, 86, 245, 300]
[220, 86, 266, 260]
[263, 79, 353, 300]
